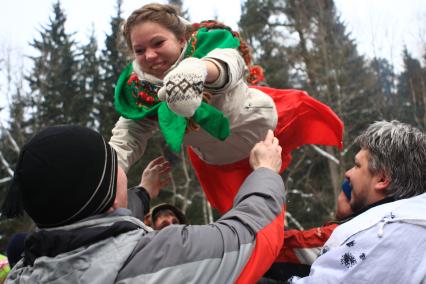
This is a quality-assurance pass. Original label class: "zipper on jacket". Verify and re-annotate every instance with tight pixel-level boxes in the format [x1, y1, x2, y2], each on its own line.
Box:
[244, 104, 274, 109]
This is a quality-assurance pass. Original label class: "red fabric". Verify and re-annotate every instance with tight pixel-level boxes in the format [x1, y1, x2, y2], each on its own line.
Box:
[188, 149, 251, 213]
[235, 206, 286, 284]
[189, 87, 344, 213]
[276, 223, 338, 264]
[254, 86, 343, 171]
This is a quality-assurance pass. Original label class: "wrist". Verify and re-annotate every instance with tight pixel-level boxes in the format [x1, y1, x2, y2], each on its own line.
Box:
[203, 59, 222, 84]
[128, 185, 151, 216]
[138, 186, 150, 199]
[132, 185, 152, 200]
[253, 165, 279, 173]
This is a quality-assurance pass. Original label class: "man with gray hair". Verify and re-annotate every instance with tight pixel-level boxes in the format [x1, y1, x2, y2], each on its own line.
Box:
[290, 120, 426, 283]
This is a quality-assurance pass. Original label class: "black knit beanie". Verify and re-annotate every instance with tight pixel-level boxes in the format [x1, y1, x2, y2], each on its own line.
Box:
[1, 125, 117, 228]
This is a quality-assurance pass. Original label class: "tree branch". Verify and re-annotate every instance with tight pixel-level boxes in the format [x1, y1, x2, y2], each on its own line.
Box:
[0, 118, 20, 154]
[173, 193, 192, 205]
[310, 145, 339, 165]
[0, 151, 14, 176]
[288, 189, 314, 198]
[0, 176, 12, 184]
[179, 150, 192, 213]
[286, 211, 304, 230]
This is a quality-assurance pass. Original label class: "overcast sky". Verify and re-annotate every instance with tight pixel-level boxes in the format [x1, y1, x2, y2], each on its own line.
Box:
[1, 0, 426, 116]
[2, 0, 425, 63]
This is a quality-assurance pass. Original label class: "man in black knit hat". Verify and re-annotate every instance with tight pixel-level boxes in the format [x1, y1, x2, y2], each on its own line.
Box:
[1, 126, 285, 283]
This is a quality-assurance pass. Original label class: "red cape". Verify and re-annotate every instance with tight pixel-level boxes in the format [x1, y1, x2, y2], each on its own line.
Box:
[189, 87, 344, 213]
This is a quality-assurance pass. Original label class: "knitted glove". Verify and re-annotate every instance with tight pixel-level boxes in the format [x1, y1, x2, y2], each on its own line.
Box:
[158, 57, 207, 117]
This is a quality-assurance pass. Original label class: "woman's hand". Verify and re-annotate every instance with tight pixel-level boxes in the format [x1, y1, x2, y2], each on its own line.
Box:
[158, 57, 207, 117]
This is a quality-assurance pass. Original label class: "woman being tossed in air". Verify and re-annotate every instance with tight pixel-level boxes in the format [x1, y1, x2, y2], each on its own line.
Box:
[110, 3, 343, 213]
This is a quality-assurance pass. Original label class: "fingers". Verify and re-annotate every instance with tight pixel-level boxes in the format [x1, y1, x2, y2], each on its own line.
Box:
[149, 156, 166, 166]
[159, 176, 171, 187]
[157, 162, 171, 174]
[146, 158, 158, 169]
[147, 163, 170, 176]
[265, 129, 279, 146]
[249, 130, 282, 172]
[147, 156, 170, 171]
[263, 129, 274, 144]
[272, 137, 279, 145]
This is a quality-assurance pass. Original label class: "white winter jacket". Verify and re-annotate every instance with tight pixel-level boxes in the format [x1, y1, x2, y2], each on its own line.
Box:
[291, 193, 426, 284]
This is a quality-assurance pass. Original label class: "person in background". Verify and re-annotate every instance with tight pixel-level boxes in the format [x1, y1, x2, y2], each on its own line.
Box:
[5, 233, 27, 269]
[150, 203, 187, 230]
[127, 156, 171, 221]
[110, 2, 343, 215]
[262, 189, 353, 282]
[1, 126, 285, 283]
[0, 254, 10, 284]
[289, 120, 426, 283]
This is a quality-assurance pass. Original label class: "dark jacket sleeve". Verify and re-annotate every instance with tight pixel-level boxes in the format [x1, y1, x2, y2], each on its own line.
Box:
[127, 186, 150, 221]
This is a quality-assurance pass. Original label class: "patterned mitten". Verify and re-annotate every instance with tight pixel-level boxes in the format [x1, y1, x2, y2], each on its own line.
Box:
[158, 58, 207, 117]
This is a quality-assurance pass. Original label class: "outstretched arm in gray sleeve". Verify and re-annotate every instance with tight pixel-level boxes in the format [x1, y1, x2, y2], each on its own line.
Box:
[116, 130, 286, 284]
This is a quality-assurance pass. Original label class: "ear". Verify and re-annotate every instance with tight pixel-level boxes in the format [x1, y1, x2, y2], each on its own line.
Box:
[107, 199, 119, 213]
[179, 36, 186, 47]
[112, 198, 120, 210]
[374, 173, 390, 192]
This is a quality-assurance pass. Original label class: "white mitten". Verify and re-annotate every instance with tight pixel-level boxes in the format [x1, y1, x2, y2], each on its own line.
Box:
[158, 57, 207, 117]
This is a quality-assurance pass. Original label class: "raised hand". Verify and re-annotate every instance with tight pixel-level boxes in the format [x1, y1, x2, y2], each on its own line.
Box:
[158, 57, 207, 117]
[140, 156, 171, 199]
[249, 130, 282, 173]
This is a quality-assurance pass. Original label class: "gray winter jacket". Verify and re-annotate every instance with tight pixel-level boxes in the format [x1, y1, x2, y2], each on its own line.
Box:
[6, 168, 285, 284]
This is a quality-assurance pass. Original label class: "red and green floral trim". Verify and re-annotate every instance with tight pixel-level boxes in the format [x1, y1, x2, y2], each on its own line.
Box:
[127, 72, 160, 108]
[185, 30, 199, 59]
[114, 63, 230, 152]
[183, 26, 240, 59]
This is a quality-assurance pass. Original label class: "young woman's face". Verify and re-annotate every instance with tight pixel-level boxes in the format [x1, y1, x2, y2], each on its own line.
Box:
[130, 21, 186, 79]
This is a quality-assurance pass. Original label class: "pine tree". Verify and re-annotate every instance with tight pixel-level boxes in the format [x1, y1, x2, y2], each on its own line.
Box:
[7, 86, 30, 147]
[0, 81, 34, 254]
[239, 0, 386, 227]
[98, 0, 128, 139]
[370, 58, 396, 98]
[78, 27, 101, 128]
[397, 48, 426, 129]
[27, 1, 80, 130]
[239, 0, 291, 88]
[287, 0, 384, 226]
[0, 46, 30, 211]
[369, 57, 397, 120]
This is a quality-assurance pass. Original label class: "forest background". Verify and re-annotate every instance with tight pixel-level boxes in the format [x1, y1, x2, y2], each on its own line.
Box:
[0, 0, 425, 251]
